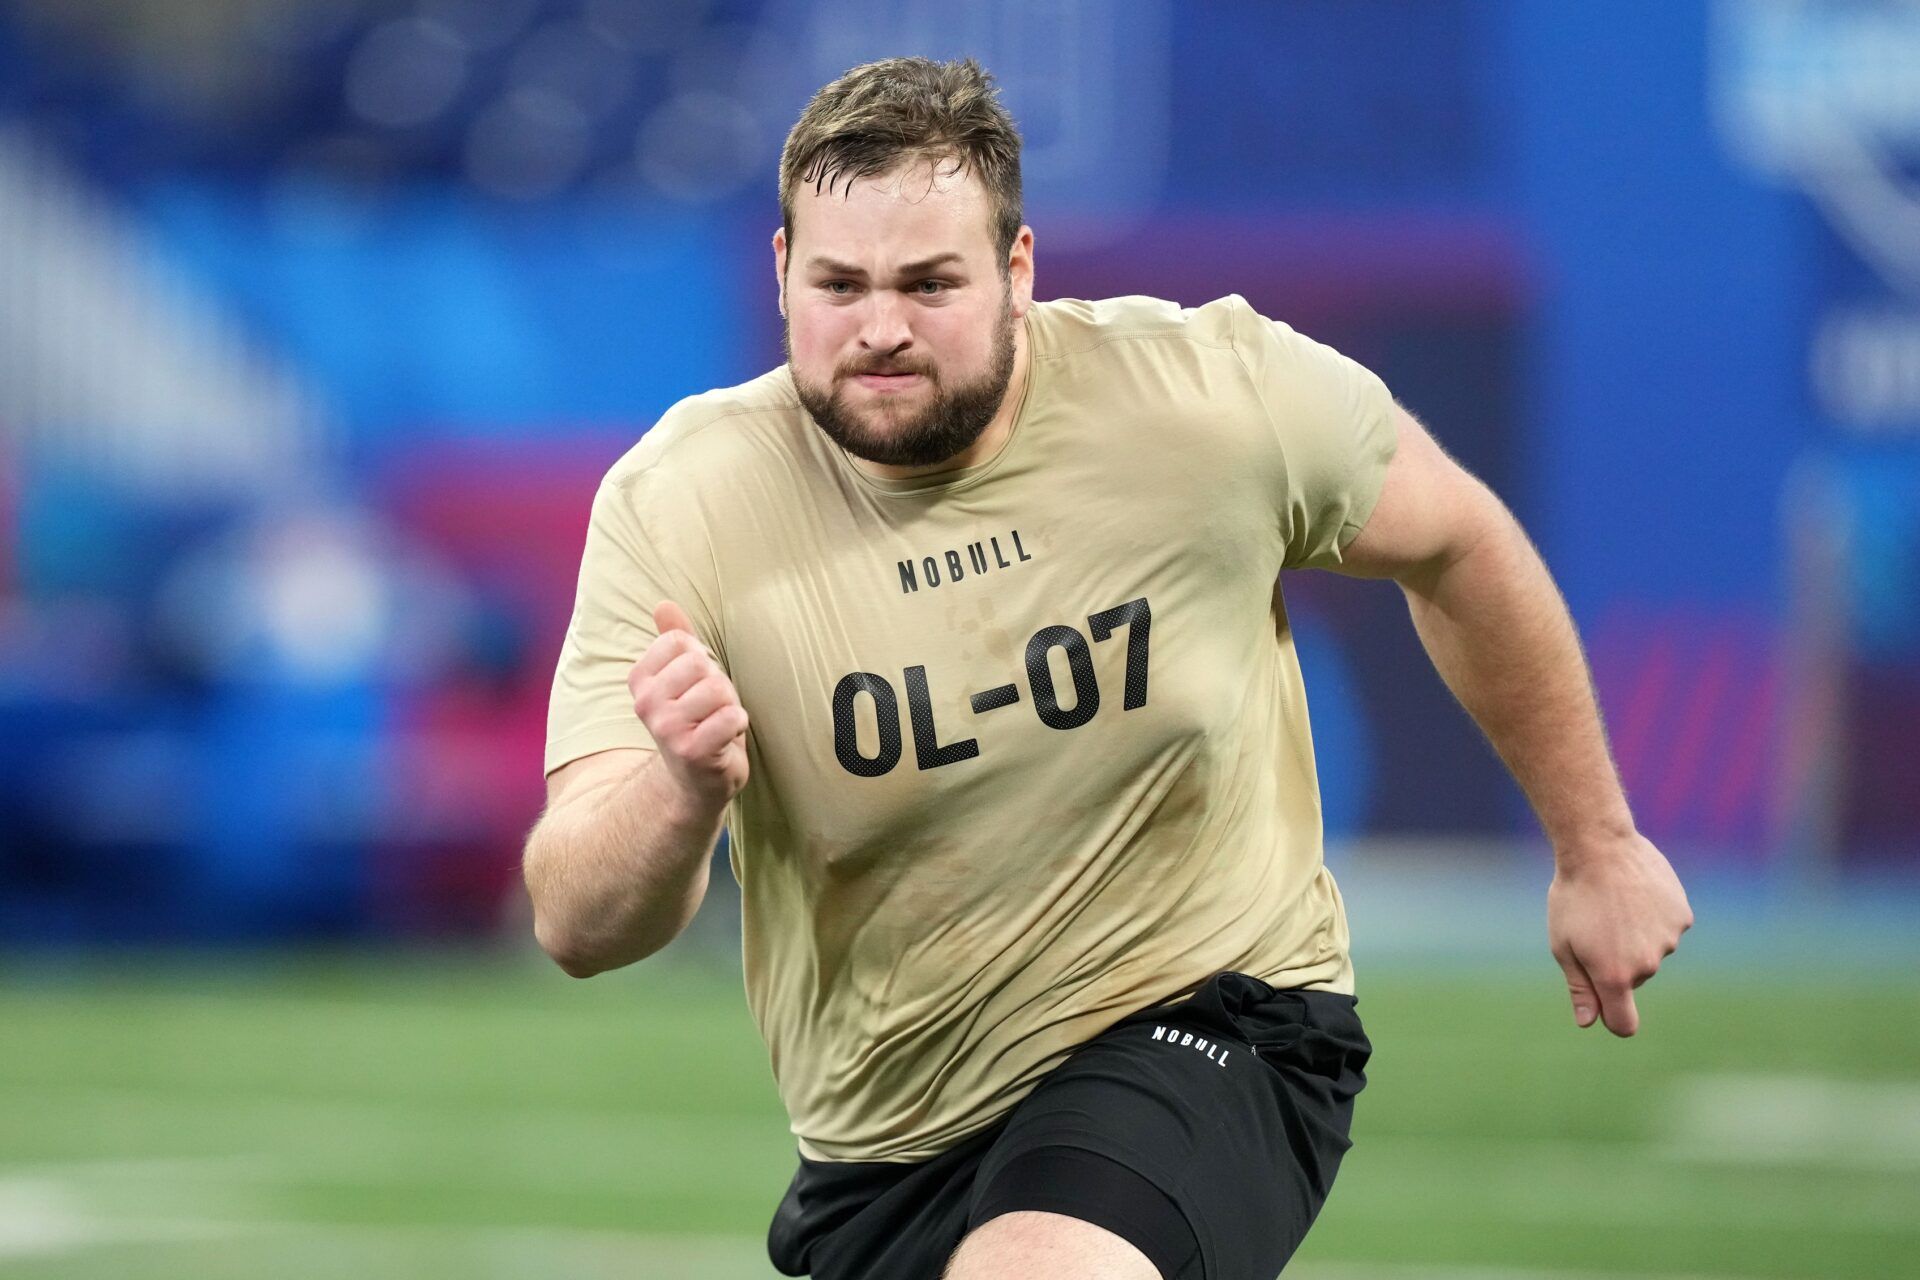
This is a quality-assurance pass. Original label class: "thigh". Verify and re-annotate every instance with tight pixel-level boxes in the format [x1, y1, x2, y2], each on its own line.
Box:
[945, 1209, 1162, 1280]
[966, 973, 1371, 1280]
[969, 1145, 1200, 1279]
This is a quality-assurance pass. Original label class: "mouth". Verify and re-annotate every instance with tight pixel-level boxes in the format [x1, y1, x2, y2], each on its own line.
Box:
[852, 372, 924, 391]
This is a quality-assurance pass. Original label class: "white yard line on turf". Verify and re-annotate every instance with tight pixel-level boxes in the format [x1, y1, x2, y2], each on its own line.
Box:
[0, 1158, 772, 1272]
[0, 1183, 768, 1274]
[2, 1195, 1760, 1280]
[0, 1157, 1798, 1279]
[0, 1174, 251, 1259]
[1665, 1072, 1920, 1170]
[1342, 1134, 1918, 1233]
[7, 1086, 780, 1198]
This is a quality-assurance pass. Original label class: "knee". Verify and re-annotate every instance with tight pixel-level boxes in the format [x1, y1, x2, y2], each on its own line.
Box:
[943, 1210, 1162, 1279]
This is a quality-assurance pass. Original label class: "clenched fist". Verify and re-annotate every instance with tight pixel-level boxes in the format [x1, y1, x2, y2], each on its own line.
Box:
[1547, 831, 1693, 1037]
[627, 600, 749, 809]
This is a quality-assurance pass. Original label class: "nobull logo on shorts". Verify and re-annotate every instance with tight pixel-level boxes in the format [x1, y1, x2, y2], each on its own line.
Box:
[1150, 1025, 1229, 1066]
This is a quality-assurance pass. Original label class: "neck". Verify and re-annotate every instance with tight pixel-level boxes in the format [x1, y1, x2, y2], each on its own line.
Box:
[852, 313, 1032, 484]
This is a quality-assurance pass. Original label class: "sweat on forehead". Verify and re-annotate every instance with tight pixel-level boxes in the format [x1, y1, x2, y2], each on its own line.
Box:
[800, 153, 975, 204]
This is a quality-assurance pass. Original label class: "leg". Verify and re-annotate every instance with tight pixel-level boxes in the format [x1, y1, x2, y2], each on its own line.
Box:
[942, 1210, 1161, 1280]
[961, 1145, 1198, 1280]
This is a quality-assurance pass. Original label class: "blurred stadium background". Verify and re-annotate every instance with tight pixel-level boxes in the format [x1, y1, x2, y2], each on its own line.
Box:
[3, 1, 1918, 1277]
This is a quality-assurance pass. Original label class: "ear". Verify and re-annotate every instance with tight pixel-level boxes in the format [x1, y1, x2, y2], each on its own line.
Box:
[772, 227, 788, 318]
[1007, 225, 1036, 319]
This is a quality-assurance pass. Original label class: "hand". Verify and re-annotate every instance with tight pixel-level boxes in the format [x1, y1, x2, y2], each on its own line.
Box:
[1547, 831, 1693, 1037]
[627, 601, 750, 810]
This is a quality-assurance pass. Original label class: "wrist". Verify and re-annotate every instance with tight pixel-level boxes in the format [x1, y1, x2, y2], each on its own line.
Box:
[1550, 819, 1641, 872]
[648, 756, 736, 830]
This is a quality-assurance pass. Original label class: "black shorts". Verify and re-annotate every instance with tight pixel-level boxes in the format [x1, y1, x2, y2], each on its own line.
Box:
[767, 972, 1371, 1280]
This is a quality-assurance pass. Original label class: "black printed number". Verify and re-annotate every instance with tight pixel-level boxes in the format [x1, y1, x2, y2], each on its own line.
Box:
[1087, 596, 1151, 710]
[1026, 625, 1099, 730]
[831, 596, 1153, 776]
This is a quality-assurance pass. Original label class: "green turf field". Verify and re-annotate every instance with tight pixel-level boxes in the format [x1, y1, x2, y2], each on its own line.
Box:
[2, 952, 1916, 1279]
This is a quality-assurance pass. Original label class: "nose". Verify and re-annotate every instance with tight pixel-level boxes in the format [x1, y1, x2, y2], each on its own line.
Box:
[856, 290, 913, 356]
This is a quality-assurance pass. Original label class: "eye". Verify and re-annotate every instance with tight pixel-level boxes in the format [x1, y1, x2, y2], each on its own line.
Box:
[912, 279, 948, 296]
[822, 280, 855, 296]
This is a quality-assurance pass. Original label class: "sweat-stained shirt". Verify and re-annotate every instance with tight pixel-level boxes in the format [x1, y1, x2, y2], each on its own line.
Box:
[545, 293, 1398, 1163]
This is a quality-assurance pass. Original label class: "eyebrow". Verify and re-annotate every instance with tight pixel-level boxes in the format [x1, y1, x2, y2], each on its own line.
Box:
[804, 252, 967, 279]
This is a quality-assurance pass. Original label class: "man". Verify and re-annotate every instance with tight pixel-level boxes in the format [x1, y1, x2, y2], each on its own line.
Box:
[525, 56, 1692, 1280]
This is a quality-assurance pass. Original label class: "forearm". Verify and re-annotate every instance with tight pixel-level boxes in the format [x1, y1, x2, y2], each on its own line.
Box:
[523, 754, 727, 976]
[1399, 509, 1634, 862]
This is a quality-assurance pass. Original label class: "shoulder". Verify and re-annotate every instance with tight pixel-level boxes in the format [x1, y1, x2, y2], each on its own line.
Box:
[601, 366, 804, 497]
[1028, 293, 1251, 359]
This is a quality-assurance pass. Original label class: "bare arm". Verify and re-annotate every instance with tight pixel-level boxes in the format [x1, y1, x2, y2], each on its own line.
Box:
[1326, 405, 1692, 1035]
[524, 600, 750, 978]
[1334, 406, 1633, 847]
[523, 748, 726, 977]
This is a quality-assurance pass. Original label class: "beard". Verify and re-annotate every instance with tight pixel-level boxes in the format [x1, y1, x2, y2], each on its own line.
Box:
[788, 292, 1019, 470]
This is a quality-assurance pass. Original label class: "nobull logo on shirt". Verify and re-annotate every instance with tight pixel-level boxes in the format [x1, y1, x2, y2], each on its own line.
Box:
[1151, 1025, 1230, 1066]
[897, 529, 1033, 593]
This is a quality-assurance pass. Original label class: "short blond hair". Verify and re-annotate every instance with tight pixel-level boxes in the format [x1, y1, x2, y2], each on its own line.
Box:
[779, 57, 1024, 267]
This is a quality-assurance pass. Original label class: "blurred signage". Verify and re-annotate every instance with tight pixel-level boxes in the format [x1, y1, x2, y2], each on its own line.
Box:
[1713, 0, 1920, 434]
[1715, 1, 1920, 869]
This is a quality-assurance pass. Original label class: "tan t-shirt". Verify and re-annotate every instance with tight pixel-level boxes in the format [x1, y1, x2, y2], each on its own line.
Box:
[546, 293, 1397, 1162]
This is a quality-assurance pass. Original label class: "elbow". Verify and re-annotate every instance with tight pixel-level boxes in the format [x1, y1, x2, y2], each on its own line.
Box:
[533, 911, 668, 978]
[534, 918, 603, 978]
[521, 820, 708, 979]
[541, 924, 629, 974]
[555, 955, 608, 981]
[523, 832, 617, 979]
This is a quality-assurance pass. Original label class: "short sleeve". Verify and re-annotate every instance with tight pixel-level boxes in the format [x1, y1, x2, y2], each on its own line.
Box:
[1228, 296, 1399, 570]
[544, 474, 719, 776]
